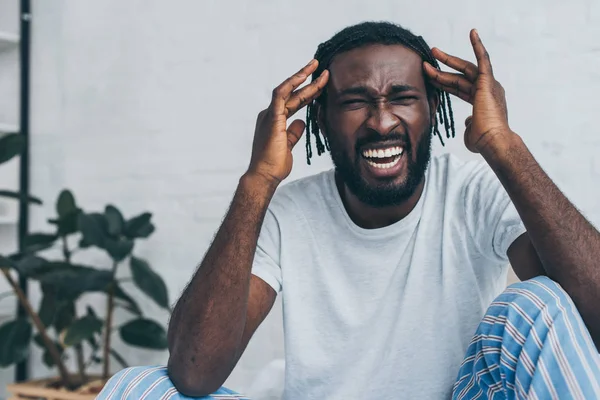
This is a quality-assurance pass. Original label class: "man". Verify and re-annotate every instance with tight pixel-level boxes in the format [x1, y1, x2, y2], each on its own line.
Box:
[98, 22, 600, 399]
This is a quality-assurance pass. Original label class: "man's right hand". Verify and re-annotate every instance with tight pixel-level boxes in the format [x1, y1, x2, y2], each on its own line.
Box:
[247, 59, 329, 186]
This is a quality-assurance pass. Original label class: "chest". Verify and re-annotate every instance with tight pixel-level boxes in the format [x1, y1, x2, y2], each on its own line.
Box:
[280, 212, 507, 335]
[280, 240, 485, 399]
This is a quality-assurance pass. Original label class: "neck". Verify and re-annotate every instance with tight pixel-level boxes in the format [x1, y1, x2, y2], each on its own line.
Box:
[335, 173, 425, 229]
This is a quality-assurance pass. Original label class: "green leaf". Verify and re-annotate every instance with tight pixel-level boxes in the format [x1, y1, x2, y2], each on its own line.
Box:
[119, 319, 167, 350]
[79, 237, 91, 249]
[33, 333, 65, 367]
[78, 213, 108, 248]
[63, 314, 103, 347]
[135, 222, 155, 238]
[42, 340, 64, 367]
[24, 233, 58, 253]
[110, 348, 129, 369]
[104, 237, 134, 262]
[33, 333, 44, 347]
[86, 306, 97, 319]
[0, 319, 32, 366]
[49, 209, 82, 236]
[38, 289, 57, 327]
[34, 263, 113, 300]
[105, 205, 124, 237]
[112, 284, 142, 316]
[0, 255, 17, 269]
[33, 333, 64, 367]
[56, 190, 77, 218]
[53, 302, 75, 332]
[42, 348, 54, 367]
[124, 212, 154, 239]
[130, 256, 169, 310]
[0, 190, 42, 205]
[0, 133, 24, 165]
[87, 334, 99, 351]
[15, 255, 50, 277]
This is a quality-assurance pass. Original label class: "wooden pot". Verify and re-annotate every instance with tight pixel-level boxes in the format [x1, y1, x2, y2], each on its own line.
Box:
[6, 375, 107, 400]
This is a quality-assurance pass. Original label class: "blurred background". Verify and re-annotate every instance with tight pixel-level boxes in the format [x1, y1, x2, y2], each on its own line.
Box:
[0, 0, 599, 399]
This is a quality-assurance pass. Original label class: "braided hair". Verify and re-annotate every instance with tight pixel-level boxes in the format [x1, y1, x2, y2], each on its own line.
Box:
[305, 21, 456, 165]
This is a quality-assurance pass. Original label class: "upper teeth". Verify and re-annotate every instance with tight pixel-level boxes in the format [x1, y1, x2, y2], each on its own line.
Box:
[362, 147, 404, 158]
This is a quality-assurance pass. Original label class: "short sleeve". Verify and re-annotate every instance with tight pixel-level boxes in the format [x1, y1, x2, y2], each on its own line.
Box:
[251, 207, 283, 293]
[462, 162, 526, 263]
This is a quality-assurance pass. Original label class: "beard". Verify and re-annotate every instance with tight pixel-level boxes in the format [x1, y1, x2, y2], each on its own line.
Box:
[326, 123, 433, 208]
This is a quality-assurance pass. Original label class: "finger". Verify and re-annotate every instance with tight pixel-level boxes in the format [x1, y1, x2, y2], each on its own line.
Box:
[430, 48, 478, 82]
[287, 119, 306, 149]
[465, 116, 472, 126]
[271, 59, 319, 115]
[424, 63, 473, 98]
[428, 78, 472, 103]
[470, 29, 493, 75]
[285, 70, 329, 117]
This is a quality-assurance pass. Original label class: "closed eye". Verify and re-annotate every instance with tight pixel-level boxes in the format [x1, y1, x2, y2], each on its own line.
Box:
[342, 99, 367, 105]
[339, 98, 369, 110]
[391, 96, 418, 104]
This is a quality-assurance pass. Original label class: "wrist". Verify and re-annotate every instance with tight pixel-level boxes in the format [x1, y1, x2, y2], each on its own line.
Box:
[477, 129, 522, 160]
[240, 171, 280, 197]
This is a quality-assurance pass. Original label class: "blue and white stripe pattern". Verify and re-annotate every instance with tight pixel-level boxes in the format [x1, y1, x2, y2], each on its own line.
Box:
[96, 276, 600, 399]
[453, 276, 600, 399]
[96, 365, 250, 399]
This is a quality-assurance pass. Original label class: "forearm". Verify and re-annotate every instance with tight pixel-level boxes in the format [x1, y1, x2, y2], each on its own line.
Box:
[167, 172, 277, 392]
[481, 131, 600, 338]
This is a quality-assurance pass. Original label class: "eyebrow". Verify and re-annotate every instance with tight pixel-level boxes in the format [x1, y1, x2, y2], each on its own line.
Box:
[336, 84, 420, 97]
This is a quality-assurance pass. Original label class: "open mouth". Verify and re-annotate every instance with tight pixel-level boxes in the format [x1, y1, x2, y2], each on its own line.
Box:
[361, 146, 404, 169]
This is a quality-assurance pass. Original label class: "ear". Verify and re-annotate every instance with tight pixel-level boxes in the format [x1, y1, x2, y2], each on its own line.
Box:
[428, 92, 440, 124]
[316, 101, 327, 136]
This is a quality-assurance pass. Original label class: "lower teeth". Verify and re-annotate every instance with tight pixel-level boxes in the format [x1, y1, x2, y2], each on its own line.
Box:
[365, 156, 401, 169]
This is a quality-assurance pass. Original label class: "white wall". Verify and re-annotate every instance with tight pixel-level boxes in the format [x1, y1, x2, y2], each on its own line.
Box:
[0, 0, 599, 397]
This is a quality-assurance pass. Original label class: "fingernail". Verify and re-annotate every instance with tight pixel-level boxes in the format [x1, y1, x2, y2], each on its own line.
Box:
[307, 59, 316, 67]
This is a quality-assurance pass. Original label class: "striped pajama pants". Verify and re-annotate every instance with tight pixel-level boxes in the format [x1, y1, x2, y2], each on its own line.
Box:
[96, 276, 600, 399]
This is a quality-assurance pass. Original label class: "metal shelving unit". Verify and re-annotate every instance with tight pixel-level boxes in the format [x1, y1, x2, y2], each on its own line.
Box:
[0, 0, 31, 382]
[0, 4, 21, 225]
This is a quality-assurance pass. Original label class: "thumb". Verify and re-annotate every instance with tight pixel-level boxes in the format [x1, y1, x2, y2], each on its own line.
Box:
[287, 119, 306, 150]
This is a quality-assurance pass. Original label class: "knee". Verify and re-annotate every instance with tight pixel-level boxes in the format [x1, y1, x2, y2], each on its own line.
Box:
[490, 275, 573, 319]
[506, 275, 567, 304]
[97, 365, 227, 399]
[97, 366, 173, 399]
[509, 275, 563, 293]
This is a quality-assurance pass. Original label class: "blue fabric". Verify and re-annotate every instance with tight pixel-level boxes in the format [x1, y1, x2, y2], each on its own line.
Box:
[96, 366, 250, 399]
[453, 276, 600, 399]
[96, 276, 600, 400]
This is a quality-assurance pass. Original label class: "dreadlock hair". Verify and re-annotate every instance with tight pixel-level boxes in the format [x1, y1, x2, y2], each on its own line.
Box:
[305, 21, 456, 165]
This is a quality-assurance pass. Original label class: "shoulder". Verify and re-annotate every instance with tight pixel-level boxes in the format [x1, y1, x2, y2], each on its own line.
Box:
[430, 154, 510, 220]
[429, 153, 489, 179]
[428, 153, 497, 192]
[267, 169, 335, 216]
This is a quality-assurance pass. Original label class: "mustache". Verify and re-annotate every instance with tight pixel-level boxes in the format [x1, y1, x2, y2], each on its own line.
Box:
[355, 132, 412, 153]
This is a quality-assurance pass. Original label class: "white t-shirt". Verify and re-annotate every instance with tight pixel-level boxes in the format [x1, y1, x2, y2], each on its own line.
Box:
[251, 153, 526, 400]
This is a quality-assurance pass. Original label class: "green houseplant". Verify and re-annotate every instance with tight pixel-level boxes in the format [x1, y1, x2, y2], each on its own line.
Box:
[0, 133, 171, 396]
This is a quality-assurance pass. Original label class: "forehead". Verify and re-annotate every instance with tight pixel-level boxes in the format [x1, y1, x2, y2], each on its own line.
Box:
[327, 44, 426, 93]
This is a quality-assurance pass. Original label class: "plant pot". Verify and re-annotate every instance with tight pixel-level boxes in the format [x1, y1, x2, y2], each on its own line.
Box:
[6, 375, 107, 400]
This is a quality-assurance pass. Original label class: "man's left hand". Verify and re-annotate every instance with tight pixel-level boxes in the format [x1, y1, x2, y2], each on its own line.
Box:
[423, 29, 511, 154]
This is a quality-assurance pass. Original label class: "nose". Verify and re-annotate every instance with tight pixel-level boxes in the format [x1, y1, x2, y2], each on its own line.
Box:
[365, 103, 401, 136]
